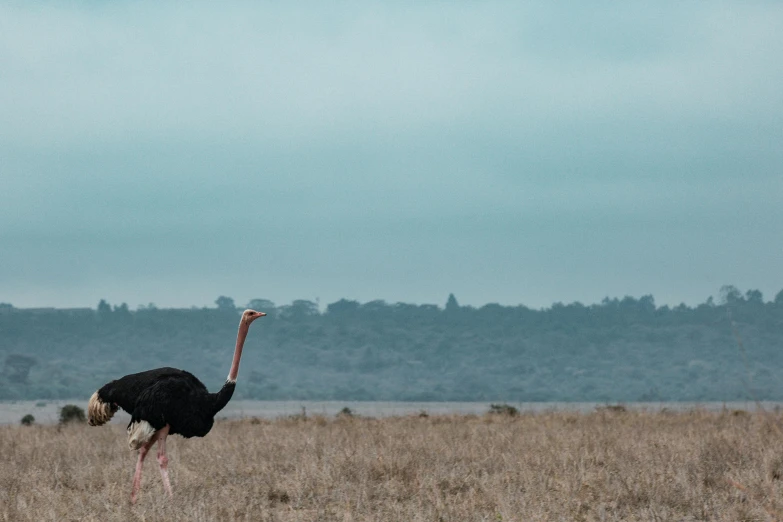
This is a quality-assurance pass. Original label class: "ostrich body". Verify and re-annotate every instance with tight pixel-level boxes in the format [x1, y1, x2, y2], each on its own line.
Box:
[88, 309, 266, 503]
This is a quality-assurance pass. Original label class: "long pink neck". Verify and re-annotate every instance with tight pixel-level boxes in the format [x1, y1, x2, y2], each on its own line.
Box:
[227, 320, 249, 382]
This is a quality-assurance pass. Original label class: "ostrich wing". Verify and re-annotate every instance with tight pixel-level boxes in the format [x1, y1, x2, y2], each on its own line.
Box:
[97, 367, 208, 414]
[128, 375, 215, 438]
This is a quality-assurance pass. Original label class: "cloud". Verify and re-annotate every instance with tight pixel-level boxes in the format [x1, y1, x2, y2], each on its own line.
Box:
[0, 2, 782, 307]
[2, 2, 781, 144]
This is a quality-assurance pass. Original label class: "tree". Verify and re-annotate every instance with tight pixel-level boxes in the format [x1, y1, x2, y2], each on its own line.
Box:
[445, 294, 460, 313]
[775, 289, 783, 307]
[247, 299, 275, 312]
[719, 285, 743, 305]
[745, 289, 763, 304]
[97, 299, 112, 315]
[638, 295, 655, 313]
[215, 296, 236, 311]
[327, 299, 360, 314]
[360, 300, 389, 314]
[289, 300, 319, 317]
[601, 297, 619, 308]
[278, 300, 319, 319]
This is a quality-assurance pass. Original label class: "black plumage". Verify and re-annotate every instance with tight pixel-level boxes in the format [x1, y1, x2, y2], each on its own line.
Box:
[96, 367, 236, 438]
[88, 309, 266, 503]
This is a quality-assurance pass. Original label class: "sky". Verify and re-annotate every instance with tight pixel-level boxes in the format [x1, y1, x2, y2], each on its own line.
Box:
[1, 2, 782, 310]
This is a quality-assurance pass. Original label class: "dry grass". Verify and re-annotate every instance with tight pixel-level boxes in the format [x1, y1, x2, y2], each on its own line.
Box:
[3, 409, 783, 521]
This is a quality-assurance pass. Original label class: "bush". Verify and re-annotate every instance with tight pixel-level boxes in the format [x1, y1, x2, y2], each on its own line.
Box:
[21, 414, 35, 426]
[338, 407, 354, 417]
[489, 403, 519, 416]
[596, 404, 627, 414]
[59, 404, 86, 424]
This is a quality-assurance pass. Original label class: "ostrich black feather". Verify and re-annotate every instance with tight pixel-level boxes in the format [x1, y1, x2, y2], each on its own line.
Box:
[96, 367, 236, 437]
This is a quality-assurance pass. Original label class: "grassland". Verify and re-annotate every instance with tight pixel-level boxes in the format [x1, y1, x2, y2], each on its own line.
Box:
[3, 409, 783, 521]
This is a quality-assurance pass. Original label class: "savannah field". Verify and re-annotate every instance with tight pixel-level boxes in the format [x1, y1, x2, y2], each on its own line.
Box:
[3, 409, 783, 522]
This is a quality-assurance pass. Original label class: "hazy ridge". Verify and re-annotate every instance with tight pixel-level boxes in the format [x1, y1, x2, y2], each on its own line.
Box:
[1, 286, 781, 402]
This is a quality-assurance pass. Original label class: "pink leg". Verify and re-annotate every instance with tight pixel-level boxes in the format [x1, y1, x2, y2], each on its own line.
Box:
[130, 439, 155, 504]
[156, 424, 173, 497]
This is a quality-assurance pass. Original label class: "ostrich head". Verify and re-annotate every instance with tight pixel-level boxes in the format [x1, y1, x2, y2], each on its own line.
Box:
[242, 309, 267, 325]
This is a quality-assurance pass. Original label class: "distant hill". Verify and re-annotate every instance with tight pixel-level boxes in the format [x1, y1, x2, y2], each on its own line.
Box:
[1, 287, 782, 402]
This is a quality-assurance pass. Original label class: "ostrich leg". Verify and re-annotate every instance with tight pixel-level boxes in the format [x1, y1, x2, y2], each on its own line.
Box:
[156, 424, 173, 497]
[131, 438, 155, 504]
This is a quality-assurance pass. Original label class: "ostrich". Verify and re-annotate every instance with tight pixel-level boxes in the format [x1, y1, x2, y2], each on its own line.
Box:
[87, 309, 266, 503]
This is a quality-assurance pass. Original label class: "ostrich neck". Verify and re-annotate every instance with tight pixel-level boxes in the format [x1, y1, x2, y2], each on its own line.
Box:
[227, 320, 249, 383]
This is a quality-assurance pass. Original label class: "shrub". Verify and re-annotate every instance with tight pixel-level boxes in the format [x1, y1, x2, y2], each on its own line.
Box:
[489, 403, 519, 416]
[21, 414, 35, 426]
[596, 404, 627, 414]
[59, 404, 86, 424]
[338, 407, 354, 417]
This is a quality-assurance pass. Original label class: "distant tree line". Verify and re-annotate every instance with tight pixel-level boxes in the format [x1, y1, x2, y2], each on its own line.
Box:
[1, 286, 782, 402]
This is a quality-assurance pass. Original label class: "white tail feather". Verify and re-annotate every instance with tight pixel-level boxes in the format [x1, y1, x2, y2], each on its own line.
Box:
[127, 421, 156, 450]
[87, 391, 116, 426]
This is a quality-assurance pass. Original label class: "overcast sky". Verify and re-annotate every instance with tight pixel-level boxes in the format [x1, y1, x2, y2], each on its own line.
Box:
[1, 2, 782, 310]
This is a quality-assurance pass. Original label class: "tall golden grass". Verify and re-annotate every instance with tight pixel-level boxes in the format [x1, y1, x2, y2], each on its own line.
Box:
[2, 409, 783, 521]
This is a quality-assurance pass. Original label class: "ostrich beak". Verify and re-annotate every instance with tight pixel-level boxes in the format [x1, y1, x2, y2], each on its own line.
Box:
[258, 312, 267, 317]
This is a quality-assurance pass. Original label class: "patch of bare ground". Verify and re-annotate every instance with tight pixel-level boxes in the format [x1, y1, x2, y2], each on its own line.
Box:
[2, 410, 783, 521]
